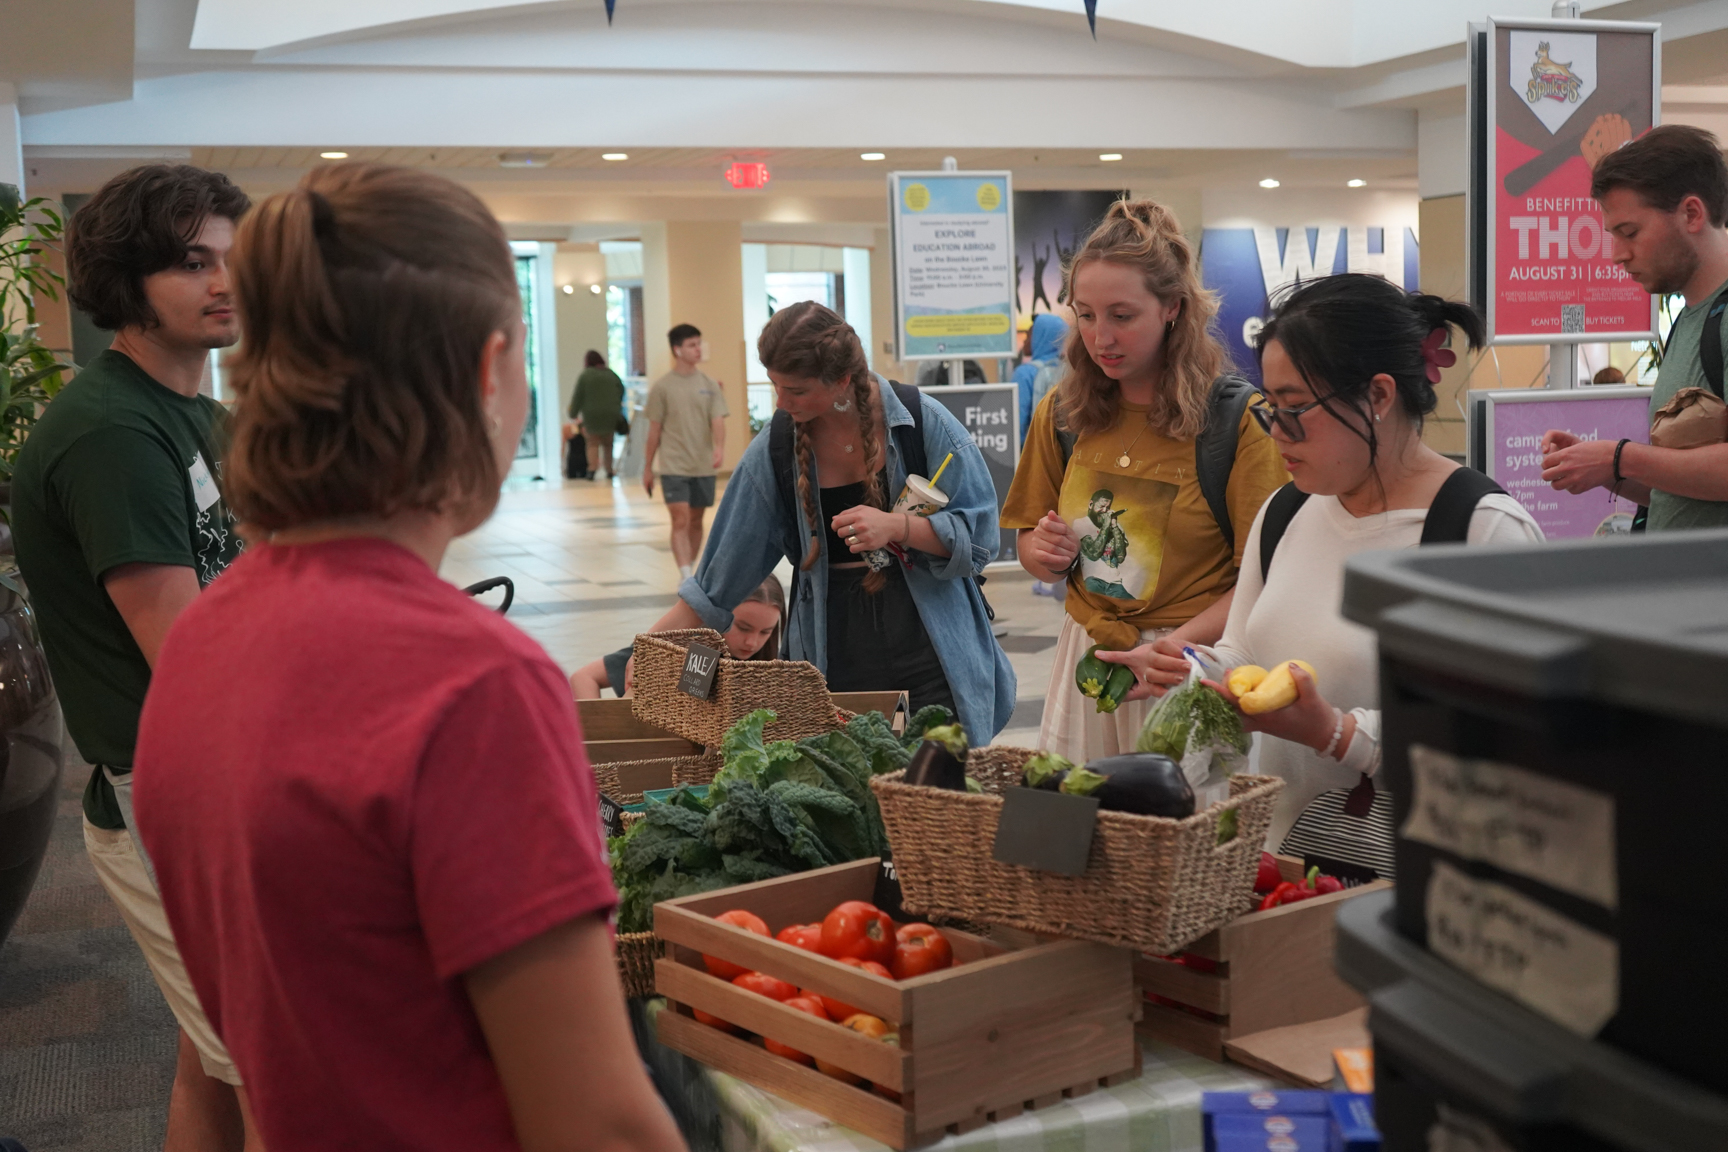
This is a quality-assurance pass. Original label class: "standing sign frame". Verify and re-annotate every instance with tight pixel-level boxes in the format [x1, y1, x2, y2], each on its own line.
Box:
[1470, 17, 1660, 347]
[919, 382, 1020, 565]
[888, 170, 1016, 362]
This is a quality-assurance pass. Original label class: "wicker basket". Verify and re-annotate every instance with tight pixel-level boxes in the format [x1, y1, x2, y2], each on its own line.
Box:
[592, 751, 723, 806]
[631, 629, 842, 746]
[872, 746, 1285, 956]
[615, 932, 663, 999]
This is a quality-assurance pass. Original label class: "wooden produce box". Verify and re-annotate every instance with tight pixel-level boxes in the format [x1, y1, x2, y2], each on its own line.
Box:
[580, 691, 906, 765]
[1134, 856, 1390, 1062]
[655, 859, 1140, 1150]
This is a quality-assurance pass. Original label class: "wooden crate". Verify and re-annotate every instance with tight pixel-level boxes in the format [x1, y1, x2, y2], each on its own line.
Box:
[580, 691, 907, 764]
[1133, 856, 1390, 1061]
[655, 859, 1140, 1150]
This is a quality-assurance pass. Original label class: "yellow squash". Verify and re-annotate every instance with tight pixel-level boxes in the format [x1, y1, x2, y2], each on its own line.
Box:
[1225, 665, 1268, 697]
[1238, 660, 1317, 715]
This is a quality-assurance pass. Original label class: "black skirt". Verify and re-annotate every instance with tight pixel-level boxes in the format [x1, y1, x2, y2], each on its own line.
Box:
[824, 564, 956, 722]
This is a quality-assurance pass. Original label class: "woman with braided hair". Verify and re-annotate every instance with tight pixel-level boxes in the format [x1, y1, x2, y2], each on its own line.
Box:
[643, 301, 1014, 742]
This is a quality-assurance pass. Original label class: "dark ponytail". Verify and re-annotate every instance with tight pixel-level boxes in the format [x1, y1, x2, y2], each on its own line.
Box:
[1255, 273, 1483, 465]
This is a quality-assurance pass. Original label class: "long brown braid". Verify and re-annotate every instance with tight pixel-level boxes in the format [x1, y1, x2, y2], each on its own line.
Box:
[758, 302, 889, 592]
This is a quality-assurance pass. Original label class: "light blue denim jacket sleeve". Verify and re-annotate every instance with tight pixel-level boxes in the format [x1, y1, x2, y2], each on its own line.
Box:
[677, 375, 1016, 743]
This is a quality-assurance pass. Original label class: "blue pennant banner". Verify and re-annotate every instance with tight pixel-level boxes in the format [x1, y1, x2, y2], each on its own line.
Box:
[605, 0, 615, 23]
[1084, 0, 1097, 37]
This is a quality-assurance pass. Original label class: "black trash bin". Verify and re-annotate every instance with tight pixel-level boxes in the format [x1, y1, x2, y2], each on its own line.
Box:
[1341, 529, 1728, 1096]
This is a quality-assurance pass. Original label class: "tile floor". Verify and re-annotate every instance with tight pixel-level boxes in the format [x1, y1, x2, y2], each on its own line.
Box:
[441, 474, 1067, 745]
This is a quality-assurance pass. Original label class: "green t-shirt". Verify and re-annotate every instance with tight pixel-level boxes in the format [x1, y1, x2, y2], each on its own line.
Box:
[12, 350, 242, 828]
[570, 366, 626, 436]
[1648, 276, 1728, 531]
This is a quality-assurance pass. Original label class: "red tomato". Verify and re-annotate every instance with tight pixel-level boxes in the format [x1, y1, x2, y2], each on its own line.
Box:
[764, 995, 828, 1065]
[889, 923, 953, 980]
[692, 1008, 737, 1034]
[732, 971, 799, 1001]
[775, 923, 824, 952]
[703, 910, 770, 980]
[839, 957, 893, 980]
[811, 956, 892, 1018]
[820, 901, 895, 963]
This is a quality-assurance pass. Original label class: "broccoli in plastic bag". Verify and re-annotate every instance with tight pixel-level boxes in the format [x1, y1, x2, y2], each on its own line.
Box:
[1136, 647, 1249, 808]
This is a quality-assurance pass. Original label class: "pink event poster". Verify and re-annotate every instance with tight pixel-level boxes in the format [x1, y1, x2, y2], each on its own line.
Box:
[1490, 394, 1648, 538]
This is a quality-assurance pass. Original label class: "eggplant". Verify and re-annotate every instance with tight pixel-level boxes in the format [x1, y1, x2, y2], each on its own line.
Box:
[1021, 750, 1076, 792]
[1060, 753, 1195, 818]
[1094, 663, 1137, 714]
[904, 723, 969, 790]
[1074, 645, 1112, 699]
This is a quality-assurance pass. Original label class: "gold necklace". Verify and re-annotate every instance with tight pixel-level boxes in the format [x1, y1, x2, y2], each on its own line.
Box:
[1115, 412, 1154, 469]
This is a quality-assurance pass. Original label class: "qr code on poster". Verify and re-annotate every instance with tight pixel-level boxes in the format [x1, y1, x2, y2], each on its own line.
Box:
[1561, 305, 1585, 333]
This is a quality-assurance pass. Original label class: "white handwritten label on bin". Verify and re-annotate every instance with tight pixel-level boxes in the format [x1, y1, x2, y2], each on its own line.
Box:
[1426, 860, 1618, 1037]
[1403, 745, 1617, 910]
[676, 642, 723, 700]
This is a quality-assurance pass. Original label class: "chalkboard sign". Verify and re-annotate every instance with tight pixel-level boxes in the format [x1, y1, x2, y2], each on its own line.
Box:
[872, 857, 907, 921]
[992, 786, 1098, 876]
[921, 384, 1019, 562]
[676, 641, 723, 699]
[599, 792, 625, 840]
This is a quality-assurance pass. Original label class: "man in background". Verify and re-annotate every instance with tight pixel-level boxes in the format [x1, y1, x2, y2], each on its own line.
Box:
[643, 323, 728, 577]
[12, 165, 258, 1149]
[1542, 125, 1728, 529]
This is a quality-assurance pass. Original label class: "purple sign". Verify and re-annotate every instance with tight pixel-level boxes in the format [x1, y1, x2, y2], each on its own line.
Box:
[1488, 393, 1649, 539]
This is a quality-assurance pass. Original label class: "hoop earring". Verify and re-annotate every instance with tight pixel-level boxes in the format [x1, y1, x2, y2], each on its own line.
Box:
[833, 397, 853, 412]
[1165, 320, 1175, 336]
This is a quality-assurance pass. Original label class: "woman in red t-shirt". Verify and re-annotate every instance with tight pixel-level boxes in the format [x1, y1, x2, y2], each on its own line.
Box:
[133, 163, 687, 1152]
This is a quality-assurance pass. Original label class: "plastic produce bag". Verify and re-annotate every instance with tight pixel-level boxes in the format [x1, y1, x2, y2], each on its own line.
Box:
[1136, 647, 1249, 810]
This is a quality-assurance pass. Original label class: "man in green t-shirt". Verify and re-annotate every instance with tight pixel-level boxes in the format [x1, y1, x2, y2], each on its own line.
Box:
[643, 322, 729, 577]
[12, 164, 255, 1147]
[1541, 125, 1728, 528]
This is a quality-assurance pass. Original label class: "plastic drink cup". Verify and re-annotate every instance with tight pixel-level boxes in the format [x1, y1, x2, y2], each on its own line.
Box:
[892, 474, 949, 519]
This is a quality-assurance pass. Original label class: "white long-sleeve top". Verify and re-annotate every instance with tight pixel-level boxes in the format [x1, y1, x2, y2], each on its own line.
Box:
[1209, 489, 1544, 851]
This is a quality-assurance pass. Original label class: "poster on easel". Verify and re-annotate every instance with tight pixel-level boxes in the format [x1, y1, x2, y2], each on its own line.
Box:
[1469, 17, 1660, 345]
[889, 171, 1015, 361]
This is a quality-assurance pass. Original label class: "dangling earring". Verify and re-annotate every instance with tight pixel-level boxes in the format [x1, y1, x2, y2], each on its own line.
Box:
[833, 397, 853, 412]
[491, 414, 502, 434]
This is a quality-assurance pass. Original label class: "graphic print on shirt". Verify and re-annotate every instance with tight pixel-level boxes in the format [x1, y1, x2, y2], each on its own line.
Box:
[190, 451, 237, 587]
[1059, 463, 1177, 601]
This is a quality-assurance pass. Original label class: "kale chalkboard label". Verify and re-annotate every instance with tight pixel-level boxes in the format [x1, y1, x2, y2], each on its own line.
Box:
[598, 792, 625, 841]
[676, 642, 724, 700]
[992, 786, 1098, 876]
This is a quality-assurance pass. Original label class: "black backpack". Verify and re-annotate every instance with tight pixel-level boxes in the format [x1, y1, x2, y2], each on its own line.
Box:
[767, 380, 994, 618]
[1255, 466, 1508, 582]
[1052, 374, 1258, 550]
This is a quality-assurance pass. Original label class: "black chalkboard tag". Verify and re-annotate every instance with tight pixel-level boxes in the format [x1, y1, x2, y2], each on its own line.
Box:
[599, 792, 625, 840]
[992, 786, 1099, 876]
[676, 642, 724, 700]
[872, 857, 906, 921]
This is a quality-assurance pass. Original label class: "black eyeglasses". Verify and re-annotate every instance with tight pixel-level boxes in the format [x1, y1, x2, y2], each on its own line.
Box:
[1250, 394, 1329, 442]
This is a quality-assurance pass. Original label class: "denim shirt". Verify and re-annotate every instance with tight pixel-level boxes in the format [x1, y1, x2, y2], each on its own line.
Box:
[678, 376, 1016, 743]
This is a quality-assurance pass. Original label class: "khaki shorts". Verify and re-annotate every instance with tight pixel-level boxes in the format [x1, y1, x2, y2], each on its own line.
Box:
[84, 812, 242, 1086]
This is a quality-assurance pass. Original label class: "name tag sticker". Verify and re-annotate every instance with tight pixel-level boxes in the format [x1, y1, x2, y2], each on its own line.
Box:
[1403, 745, 1617, 909]
[1426, 860, 1618, 1037]
[188, 453, 220, 513]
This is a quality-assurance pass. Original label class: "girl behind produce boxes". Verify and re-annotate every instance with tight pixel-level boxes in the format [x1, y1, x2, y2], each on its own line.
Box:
[642, 302, 1015, 744]
[1003, 199, 1288, 762]
[1201, 274, 1543, 878]
[130, 163, 686, 1152]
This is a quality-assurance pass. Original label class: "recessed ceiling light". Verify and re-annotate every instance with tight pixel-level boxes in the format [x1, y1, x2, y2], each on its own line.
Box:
[602, 152, 629, 161]
[860, 152, 886, 161]
[561, 284, 575, 295]
[1259, 178, 1281, 189]
[320, 151, 348, 160]
[1347, 178, 1367, 188]
[589, 283, 603, 294]
[1099, 153, 1123, 162]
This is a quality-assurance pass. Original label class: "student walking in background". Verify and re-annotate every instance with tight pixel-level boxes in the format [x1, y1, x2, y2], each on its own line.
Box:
[131, 162, 685, 1152]
[1002, 199, 1287, 764]
[569, 349, 626, 481]
[11, 164, 259, 1152]
[643, 323, 728, 577]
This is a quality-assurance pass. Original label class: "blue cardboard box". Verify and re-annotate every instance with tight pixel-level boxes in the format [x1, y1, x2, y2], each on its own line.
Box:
[1209, 1112, 1331, 1151]
[1329, 1092, 1379, 1151]
[1202, 1092, 1332, 1151]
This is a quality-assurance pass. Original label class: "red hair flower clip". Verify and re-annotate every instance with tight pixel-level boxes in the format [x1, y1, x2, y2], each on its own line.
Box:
[1420, 328, 1456, 384]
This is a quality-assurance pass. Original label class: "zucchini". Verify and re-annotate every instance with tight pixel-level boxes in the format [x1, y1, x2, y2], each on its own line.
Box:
[1074, 644, 1112, 699]
[1095, 663, 1137, 714]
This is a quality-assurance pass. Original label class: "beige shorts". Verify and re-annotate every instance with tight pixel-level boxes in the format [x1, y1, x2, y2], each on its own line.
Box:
[84, 814, 242, 1086]
[1038, 615, 1174, 765]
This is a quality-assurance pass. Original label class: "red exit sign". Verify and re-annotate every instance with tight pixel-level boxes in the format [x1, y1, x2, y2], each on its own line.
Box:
[723, 161, 771, 189]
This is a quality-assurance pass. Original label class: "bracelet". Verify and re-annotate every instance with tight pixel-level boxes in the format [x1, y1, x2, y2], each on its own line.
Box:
[901, 512, 912, 544]
[1319, 707, 1346, 760]
[1613, 438, 1631, 485]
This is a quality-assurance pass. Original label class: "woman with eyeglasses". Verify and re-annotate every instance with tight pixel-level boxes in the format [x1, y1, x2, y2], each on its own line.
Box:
[1003, 199, 1288, 762]
[1197, 273, 1543, 878]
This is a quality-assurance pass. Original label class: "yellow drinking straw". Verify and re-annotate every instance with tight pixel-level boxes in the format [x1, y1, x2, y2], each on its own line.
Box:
[929, 452, 955, 488]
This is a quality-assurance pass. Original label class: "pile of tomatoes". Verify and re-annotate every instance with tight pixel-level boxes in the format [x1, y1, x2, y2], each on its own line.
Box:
[695, 900, 955, 1090]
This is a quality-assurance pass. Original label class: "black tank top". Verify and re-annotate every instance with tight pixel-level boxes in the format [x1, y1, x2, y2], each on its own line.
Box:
[819, 473, 887, 558]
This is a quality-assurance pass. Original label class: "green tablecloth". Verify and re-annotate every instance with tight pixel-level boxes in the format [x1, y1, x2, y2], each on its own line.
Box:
[634, 1001, 1274, 1152]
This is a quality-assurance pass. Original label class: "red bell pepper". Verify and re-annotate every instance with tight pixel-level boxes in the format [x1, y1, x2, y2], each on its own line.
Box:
[1253, 852, 1283, 894]
[1256, 866, 1341, 910]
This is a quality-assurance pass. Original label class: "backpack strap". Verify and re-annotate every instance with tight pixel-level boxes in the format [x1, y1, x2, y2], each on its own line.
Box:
[1701, 283, 1728, 400]
[1258, 482, 1310, 582]
[1420, 466, 1507, 545]
[887, 380, 928, 478]
[1195, 374, 1256, 551]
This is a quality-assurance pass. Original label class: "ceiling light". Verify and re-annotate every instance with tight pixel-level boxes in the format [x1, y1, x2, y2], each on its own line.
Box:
[1259, 178, 1281, 189]
[561, 284, 575, 295]
[1347, 178, 1367, 188]
[1099, 153, 1123, 162]
[860, 152, 886, 161]
[602, 152, 629, 161]
[589, 283, 603, 294]
[320, 151, 348, 159]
